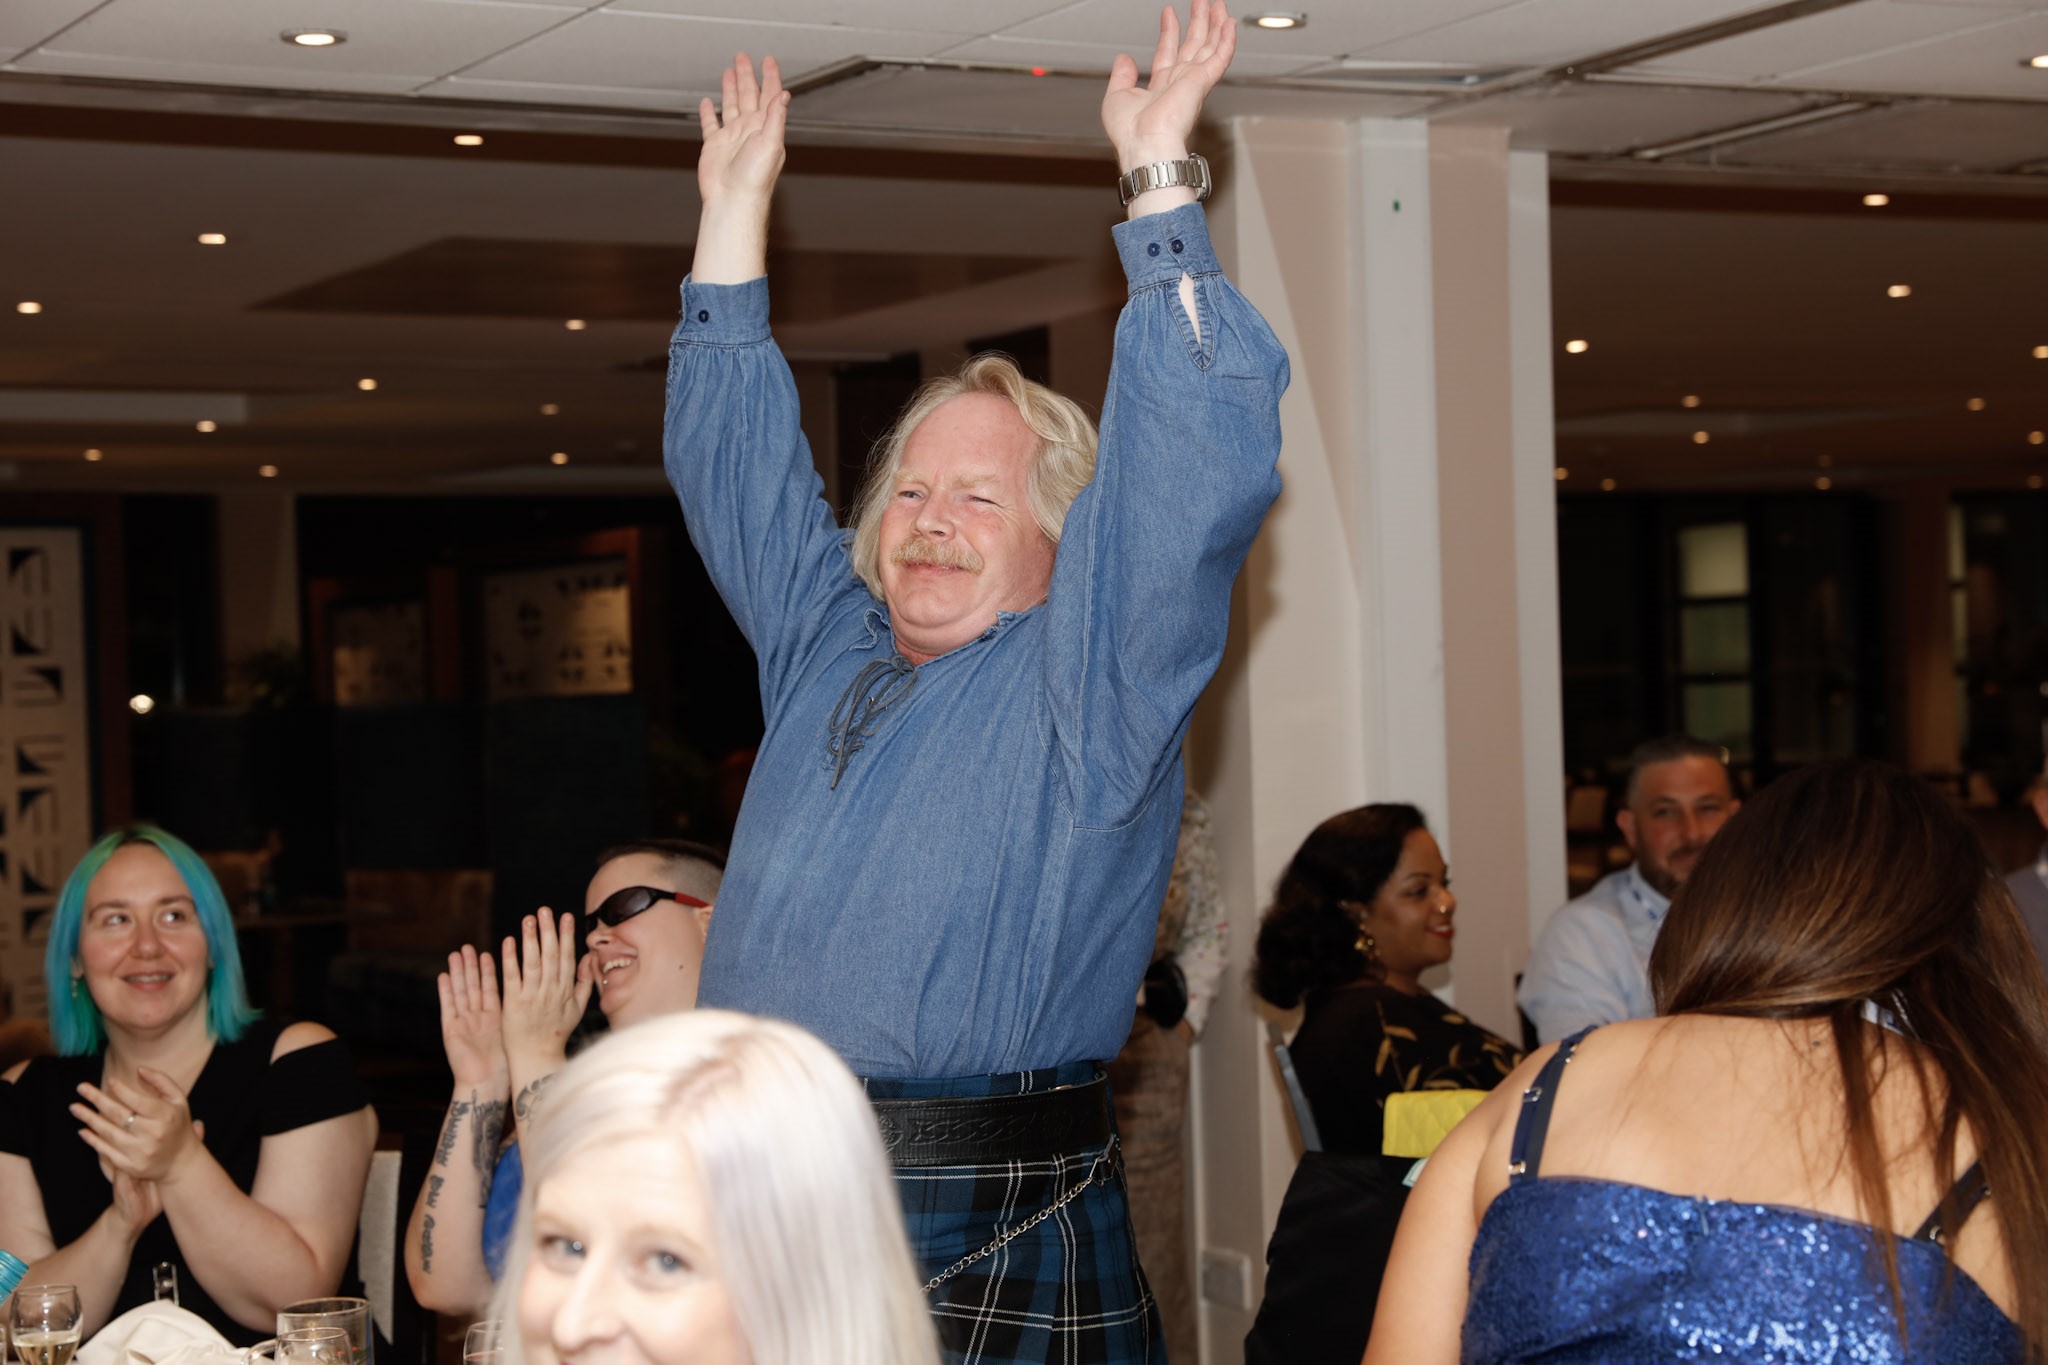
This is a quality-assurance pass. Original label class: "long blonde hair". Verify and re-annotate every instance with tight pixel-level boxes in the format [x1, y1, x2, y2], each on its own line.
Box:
[489, 1010, 939, 1365]
[846, 352, 1098, 599]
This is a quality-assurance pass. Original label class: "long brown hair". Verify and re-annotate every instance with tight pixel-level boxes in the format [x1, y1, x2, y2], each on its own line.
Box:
[1651, 759, 2048, 1356]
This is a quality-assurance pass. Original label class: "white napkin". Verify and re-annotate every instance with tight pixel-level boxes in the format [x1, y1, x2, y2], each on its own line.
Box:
[76, 1302, 240, 1365]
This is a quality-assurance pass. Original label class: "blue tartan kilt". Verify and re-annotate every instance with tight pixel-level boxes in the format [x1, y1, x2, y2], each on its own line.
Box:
[868, 1065, 1167, 1365]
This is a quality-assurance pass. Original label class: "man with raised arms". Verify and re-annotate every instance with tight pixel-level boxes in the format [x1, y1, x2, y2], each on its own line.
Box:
[666, 4, 1285, 1359]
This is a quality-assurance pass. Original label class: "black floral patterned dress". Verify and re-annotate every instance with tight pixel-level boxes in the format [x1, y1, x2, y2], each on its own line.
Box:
[1287, 982, 1521, 1158]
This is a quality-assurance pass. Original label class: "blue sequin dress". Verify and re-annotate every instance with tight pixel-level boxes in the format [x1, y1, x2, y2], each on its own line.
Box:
[1461, 1029, 2024, 1363]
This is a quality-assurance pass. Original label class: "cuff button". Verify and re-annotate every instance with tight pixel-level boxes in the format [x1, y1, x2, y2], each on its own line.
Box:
[1146, 242, 1161, 257]
[1170, 239, 1184, 254]
[697, 309, 710, 322]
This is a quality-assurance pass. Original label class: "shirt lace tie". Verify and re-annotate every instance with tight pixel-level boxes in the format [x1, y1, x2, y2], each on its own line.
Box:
[826, 654, 917, 788]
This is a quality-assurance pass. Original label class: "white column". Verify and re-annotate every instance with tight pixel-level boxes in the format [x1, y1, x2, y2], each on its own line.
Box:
[1186, 116, 1563, 1361]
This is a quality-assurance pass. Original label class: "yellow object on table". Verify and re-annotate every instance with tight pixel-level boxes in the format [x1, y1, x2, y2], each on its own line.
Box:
[1383, 1089, 1488, 1158]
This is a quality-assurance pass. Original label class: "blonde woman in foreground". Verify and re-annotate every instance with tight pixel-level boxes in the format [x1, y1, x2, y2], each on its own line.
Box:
[489, 1010, 939, 1365]
[1367, 759, 2048, 1364]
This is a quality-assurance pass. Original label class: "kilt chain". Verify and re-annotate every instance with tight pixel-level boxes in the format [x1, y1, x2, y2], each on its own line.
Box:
[921, 1135, 1121, 1294]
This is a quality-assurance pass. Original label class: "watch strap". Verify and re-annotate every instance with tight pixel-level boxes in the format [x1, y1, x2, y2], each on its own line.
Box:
[1118, 152, 1212, 207]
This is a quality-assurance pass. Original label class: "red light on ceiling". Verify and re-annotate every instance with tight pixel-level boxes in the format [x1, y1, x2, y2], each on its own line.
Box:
[1030, 66, 1048, 76]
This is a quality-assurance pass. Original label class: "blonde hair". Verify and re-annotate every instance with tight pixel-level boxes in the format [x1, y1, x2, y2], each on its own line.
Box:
[847, 353, 1099, 598]
[489, 1011, 939, 1365]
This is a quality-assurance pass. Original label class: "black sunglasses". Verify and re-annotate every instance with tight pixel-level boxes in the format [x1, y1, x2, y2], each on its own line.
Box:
[587, 884, 711, 929]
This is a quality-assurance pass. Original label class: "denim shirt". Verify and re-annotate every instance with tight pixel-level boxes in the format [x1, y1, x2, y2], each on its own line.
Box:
[663, 203, 1287, 1078]
[1516, 864, 1670, 1044]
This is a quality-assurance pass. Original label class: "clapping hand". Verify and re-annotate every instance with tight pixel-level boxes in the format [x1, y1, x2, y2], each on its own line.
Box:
[437, 943, 507, 1090]
[72, 1068, 204, 1185]
[499, 911, 594, 1091]
[1102, 0, 1238, 172]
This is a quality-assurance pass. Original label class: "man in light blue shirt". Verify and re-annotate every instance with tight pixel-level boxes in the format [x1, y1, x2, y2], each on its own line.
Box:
[1519, 736, 1739, 1043]
[666, 8, 1284, 1360]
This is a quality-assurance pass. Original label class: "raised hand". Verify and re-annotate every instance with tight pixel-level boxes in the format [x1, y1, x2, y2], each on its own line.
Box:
[437, 944, 507, 1090]
[1101, 0, 1238, 172]
[692, 53, 789, 284]
[697, 53, 790, 207]
[499, 910, 594, 1100]
[72, 1068, 204, 1185]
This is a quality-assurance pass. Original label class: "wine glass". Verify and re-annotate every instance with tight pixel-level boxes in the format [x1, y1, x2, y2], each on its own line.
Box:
[9, 1286, 82, 1365]
[462, 1321, 504, 1365]
[277, 1328, 353, 1365]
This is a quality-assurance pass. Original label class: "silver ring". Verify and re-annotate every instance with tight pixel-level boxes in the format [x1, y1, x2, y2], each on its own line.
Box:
[123, 1112, 137, 1131]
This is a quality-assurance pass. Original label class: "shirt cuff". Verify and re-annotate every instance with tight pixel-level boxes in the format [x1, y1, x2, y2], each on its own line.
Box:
[677, 275, 771, 344]
[1111, 202, 1219, 292]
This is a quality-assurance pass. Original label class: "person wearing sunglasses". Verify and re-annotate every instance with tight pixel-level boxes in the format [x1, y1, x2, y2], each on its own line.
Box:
[403, 839, 723, 1315]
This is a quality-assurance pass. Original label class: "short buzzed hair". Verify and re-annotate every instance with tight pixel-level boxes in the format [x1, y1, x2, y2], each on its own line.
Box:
[1624, 735, 1731, 807]
[596, 837, 726, 903]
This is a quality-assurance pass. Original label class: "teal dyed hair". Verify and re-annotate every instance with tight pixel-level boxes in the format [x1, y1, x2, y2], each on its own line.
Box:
[45, 826, 258, 1055]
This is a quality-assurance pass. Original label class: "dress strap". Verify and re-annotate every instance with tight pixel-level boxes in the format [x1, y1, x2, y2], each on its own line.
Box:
[1910, 1160, 1990, 1244]
[1507, 1025, 1594, 1183]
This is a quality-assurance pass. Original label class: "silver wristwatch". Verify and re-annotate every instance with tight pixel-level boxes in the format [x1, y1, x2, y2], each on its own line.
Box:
[1117, 152, 1211, 207]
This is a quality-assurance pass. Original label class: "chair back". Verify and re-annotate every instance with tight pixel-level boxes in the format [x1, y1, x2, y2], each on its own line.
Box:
[1266, 1022, 1323, 1154]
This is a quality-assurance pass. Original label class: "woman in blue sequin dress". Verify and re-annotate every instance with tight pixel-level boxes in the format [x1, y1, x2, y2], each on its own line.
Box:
[1366, 759, 2048, 1364]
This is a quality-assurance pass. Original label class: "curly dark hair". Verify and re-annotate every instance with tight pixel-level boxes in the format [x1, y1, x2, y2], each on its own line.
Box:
[1252, 804, 1427, 1009]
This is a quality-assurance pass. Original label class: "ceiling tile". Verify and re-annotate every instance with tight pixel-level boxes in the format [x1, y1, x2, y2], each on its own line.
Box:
[1703, 99, 2048, 168]
[790, 63, 1109, 142]
[1360, 0, 1796, 70]
[17, 0, 585, 82]
[932, 34, 1318, 78]
[415, 75, 707, 111]
[1623, 1, 1990, 82]
[0, 0, 103, 63]
[998, 0, 1521, 57]
[9, 50, 434, 95]
[466, 10, 963, 92]
[608, 0, 1066, 32]
[1434, 82, 1814, 156]
[1774, 11, 2048, 99]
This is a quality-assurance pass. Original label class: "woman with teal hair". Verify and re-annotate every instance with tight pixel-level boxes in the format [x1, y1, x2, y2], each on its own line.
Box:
[0, 826, 378, 1342]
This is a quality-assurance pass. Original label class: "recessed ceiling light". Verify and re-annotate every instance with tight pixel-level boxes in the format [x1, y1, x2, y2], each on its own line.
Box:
[2033, 345, 2048, 359]
[540, 403, 561, 416]
[453, 134, 484, 147]
[2024, 54, 2048, 69]
[1564, 338, 1589, 354]
[1246, 12, 1306, 29]
[1692, 430, 1710, 445]
[1886, 284, 1912, 298]
[2030, 431, 2046, 446]
[1553, 466, 1568, 481]
[195, 419, 217, 433]
[1681, 394, 1701, 409]
[2031, 474, 2045, 490]
[1862, 193, 1889, 207]
[564, 319, 587, 331]
[550, 452, 570, 466]
[16, 301, 42, 314]
[83, 448, 103, 462]
[1601, 477, 1618, 492]
[259, 464, 279, 478]
[284, 29, 345, 46]
[1966, 397, 1986, 412]
[358, 377, 378, 391]
[1815, 476, 1833, 491]
[129, 694, 156, 715]
[197, 232, 228, 246]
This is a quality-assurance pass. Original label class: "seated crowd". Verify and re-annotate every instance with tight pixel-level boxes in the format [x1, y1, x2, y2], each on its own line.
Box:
[6, 736, 2046, 1363]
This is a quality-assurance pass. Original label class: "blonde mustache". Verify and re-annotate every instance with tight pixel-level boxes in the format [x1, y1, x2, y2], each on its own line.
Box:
[891, 537, 983, 573]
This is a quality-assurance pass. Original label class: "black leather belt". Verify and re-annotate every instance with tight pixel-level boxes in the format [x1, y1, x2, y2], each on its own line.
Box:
[870, 1072, 1114, 1167]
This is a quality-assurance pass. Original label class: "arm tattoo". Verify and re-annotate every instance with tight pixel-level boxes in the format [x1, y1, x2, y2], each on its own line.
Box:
[471, 1099, 508, 1205]
[435, 1099, 472, 1169]
[421, 1214, 436, 1272]
[514, 1073, 555, 1124]
[425, 1174, 444, 1209]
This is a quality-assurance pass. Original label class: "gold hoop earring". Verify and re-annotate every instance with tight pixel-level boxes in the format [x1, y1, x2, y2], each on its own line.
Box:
[1354, 931, 1377, 959]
